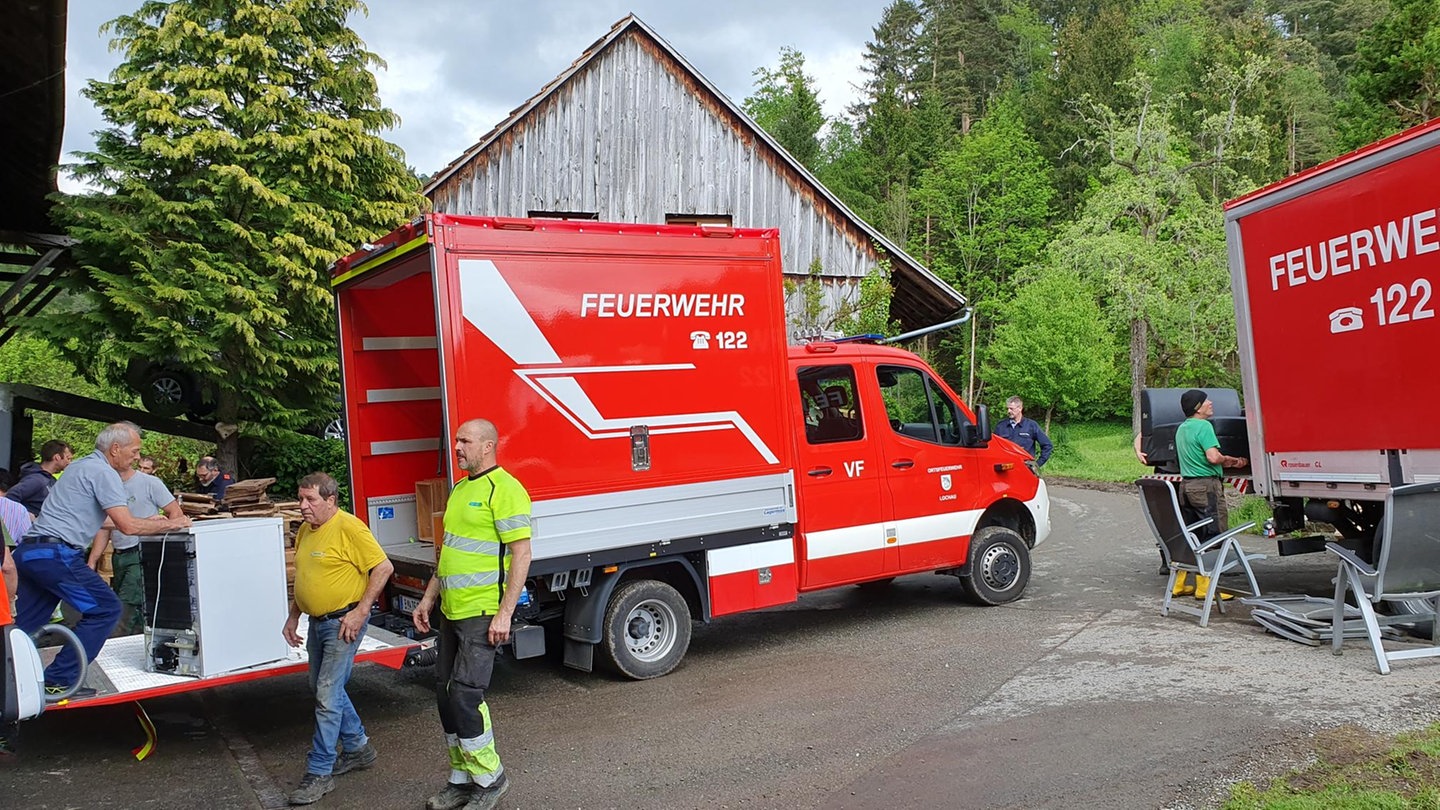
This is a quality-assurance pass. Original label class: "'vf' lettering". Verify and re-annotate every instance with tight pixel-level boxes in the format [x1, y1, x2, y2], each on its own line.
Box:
[843, 460, 864, 477]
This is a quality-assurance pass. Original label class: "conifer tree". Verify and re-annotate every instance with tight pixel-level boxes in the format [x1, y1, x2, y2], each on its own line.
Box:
[48, 0, 423, 467]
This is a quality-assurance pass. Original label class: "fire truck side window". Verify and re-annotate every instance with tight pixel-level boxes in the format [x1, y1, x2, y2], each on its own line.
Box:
[798, 366, 864, 444]
[877, 365, 964, 446]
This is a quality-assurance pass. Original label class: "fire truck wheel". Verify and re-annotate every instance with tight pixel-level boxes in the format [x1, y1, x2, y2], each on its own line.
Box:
[959, 526, 1031, 606]
[601, 579, 693, 680]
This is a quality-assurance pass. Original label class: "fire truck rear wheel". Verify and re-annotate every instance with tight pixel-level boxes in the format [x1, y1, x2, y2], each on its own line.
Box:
[601, 579, 692, 680]
[959, 526, 1031, 606]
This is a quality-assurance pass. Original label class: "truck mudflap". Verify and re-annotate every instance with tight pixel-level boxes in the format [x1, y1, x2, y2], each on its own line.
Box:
[47, 619, 418, 712]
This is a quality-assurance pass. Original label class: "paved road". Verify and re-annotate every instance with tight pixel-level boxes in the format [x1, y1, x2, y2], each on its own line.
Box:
[6, 484, 1440, 809]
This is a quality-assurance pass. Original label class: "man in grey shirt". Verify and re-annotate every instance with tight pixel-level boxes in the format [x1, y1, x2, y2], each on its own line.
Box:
[89, 465, 182, 635]
[11, 422, 191, 696]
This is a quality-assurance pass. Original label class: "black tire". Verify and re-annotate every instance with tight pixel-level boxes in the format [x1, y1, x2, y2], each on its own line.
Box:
[958, 526, 1031, 606]
[140, 370, 193, 418]
[600, 579, 692, 680]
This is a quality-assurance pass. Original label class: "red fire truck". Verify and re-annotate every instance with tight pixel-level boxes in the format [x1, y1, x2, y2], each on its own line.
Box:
[1224, 118, 1440, 539]
[331, 215, 1051, 679]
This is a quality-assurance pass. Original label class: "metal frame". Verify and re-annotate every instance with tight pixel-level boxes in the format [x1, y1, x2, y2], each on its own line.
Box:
[1137, 478, 1263, 627]
[1328, 481, 1440, 674]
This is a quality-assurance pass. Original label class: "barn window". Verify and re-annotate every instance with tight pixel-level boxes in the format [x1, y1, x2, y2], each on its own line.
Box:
[666, 214, 733, 228]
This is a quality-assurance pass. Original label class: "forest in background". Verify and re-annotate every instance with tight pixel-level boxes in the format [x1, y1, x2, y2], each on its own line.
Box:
[741, 0, 1439, 429]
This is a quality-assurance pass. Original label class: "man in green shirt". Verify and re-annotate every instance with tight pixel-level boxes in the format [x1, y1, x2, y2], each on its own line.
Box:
[1174, 389, 1248, 597]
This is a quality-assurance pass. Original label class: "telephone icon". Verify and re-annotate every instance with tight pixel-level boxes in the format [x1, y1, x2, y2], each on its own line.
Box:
[690, 331, 711, 349]
[1328, 306, 1363, 334]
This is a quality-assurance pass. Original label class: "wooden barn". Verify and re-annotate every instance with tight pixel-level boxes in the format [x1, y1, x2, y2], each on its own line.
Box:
[423, 14, 965, 337]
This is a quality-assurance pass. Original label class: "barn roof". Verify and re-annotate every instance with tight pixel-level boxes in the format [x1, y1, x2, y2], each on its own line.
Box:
[423, 14, 966, 329]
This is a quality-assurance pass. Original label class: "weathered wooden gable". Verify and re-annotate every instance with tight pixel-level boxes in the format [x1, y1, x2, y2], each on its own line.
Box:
[427, 17, 963, 334]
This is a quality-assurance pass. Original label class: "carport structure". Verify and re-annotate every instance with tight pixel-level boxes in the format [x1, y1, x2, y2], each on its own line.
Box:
[0, 0, 77, 348]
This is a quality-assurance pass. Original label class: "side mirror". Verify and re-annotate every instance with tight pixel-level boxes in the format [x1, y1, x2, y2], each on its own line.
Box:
[960, 404, 992, 447]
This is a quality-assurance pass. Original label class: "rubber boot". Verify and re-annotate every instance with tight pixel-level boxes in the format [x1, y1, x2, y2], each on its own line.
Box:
[1193, 574, 1234, 601]
[1171, 572, 1195, 597]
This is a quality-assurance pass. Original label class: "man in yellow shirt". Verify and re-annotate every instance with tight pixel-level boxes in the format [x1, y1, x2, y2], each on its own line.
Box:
[282, 472, 394, 805]
[414, 418, 533, 810]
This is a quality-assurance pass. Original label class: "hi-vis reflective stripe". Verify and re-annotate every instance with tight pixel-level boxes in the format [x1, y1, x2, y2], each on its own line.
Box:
[443, 532, 499, 556]
[458, 729, 496, 751]
[331, 234, 430, 287]
[442, 571, 500, 590]
[804, 510, 985, 560]
[495, 515, 531, 532]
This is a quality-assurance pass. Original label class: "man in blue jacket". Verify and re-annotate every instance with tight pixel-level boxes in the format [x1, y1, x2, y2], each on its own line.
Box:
[6, 440, 73, 516]
[993, 397, 1053, 467]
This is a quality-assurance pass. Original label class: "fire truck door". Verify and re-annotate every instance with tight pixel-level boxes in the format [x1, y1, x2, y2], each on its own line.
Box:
[872, 364, 978, 572]
[793, 364, 888, 588]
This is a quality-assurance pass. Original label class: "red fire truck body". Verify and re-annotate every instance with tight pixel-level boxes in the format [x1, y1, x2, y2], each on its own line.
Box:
[1225, 118, 1440, 535]
[331, 214, 1050, 678]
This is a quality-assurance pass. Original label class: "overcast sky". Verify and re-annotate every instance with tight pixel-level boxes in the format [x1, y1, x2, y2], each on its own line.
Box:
[61, 1, 891, 190]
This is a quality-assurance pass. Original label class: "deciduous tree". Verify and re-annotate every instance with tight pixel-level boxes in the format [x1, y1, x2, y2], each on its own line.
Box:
[984, 267, 1117, 427]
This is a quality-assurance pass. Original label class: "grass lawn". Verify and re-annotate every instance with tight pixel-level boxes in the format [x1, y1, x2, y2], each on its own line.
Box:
[1039, 420, 1144, 483]
[1225, 723, 1440, 809]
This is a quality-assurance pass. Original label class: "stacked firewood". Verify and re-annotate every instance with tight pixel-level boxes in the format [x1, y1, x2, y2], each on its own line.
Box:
[179, 492, 220, 518]
[221, 477, 278, 516]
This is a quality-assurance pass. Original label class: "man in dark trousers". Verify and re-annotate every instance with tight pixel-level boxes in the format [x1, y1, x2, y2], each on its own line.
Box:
[11, 423, 191, 696]
[413, 418, 532, 810]
[994, 397, 1053, 467]
[7, 440, 74, 516]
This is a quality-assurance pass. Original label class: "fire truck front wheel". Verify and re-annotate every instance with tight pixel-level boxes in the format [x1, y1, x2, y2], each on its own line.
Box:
[601, 579, 693, 680]
[959, 526, 1031, 606]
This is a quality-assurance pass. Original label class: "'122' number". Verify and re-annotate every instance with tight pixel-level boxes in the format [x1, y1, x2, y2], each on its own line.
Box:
[1369, 279, 1435, 327]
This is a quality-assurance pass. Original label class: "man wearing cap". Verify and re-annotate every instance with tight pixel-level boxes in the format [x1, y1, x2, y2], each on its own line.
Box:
[1174, 389, 1248, 597]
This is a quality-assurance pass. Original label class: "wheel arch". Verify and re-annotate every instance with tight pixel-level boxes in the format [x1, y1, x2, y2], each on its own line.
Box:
[561, 555, 706, 646]
[974, 497, 1038, 548]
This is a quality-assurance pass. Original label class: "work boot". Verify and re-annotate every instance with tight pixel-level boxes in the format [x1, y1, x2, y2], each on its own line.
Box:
[426, 782, 476, 810]
[1170, 572, 1195, 597]
[1192, 575, 1234, 601]
[332, 742, 378, 775]
[463, 773, 510, 810]
[288, 773, 335, 805]
[45, 683, 97, 700]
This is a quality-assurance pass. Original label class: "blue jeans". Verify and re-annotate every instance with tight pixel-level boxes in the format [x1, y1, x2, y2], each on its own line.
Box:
[306, 616, 368, 775]
[13, 541, 121, 687]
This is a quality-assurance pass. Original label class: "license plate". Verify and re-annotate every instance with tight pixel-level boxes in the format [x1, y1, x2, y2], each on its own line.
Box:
[394, 595, 419, 615]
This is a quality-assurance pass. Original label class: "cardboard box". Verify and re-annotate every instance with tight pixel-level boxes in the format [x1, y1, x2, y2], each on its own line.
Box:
[415, 479, 449, 541]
